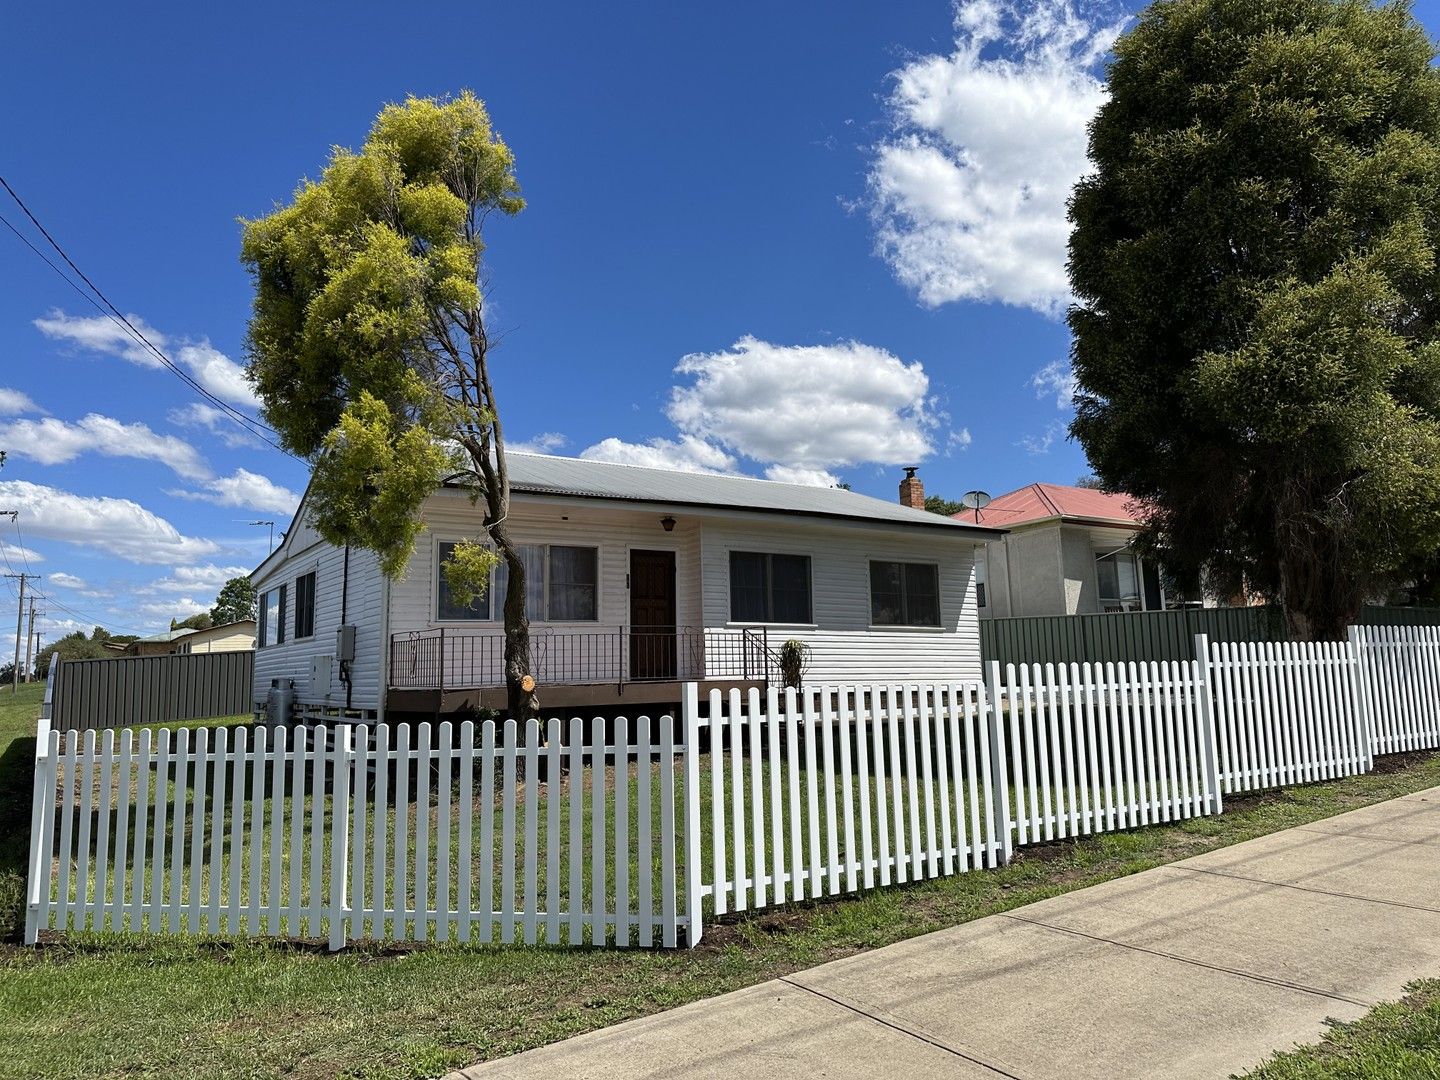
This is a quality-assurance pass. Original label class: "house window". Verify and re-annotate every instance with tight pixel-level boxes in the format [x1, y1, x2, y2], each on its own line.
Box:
[293, 570, 317, 639]
[729, 551, 812, 624]
[1096, 551, 1143, 612]
[870, 561, 942, 627]
[437, 541, 599, 622]
[259, 584, 286, 647]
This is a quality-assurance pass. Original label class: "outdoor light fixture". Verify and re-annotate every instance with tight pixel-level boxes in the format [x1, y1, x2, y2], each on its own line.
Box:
[661, 516, 676, 532]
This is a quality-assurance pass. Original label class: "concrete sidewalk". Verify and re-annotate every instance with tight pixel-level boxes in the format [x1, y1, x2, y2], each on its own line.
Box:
[449, 787, 1440, 1080]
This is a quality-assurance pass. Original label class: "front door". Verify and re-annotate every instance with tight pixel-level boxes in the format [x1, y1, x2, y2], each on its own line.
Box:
[630, 549, 677, 680]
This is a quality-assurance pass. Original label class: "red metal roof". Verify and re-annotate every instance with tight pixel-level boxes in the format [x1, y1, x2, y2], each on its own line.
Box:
[959, 482, 1146, 529]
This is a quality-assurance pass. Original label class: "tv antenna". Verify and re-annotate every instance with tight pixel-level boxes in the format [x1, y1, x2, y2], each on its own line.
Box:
[960, 490, 991, 524]
[249, 520, 276, 553]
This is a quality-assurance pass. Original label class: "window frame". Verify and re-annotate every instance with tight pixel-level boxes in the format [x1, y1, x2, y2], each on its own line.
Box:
[259, 583, 287, 648]
[293, 568, 317, 640]
[1096, 549, 1145, 613]
[433, 537, 601, 624]
[726, 550, 815, 626]
[868, 558, 944, 629]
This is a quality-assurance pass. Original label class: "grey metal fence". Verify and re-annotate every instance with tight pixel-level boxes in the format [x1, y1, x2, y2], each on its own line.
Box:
[980, 605, 1440, 669]
[49, 651, 254, 730]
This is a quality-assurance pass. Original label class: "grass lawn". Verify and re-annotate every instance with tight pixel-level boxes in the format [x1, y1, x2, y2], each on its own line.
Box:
[1238, 980, 1440, 1079]
[1, 685, 1439, 1080]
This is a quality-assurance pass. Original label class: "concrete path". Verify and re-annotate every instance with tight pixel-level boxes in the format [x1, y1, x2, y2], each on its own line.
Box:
[449, 787, 1440, 1080]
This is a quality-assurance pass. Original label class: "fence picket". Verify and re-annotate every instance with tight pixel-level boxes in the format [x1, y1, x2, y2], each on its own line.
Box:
[611, 716, 628, 948]
[436, 722, 454, 943]
[547, 718, 564, 946]
[749, 689, 767, 907]
[636, 714, 653, 947]
[767, 687, 787, 903]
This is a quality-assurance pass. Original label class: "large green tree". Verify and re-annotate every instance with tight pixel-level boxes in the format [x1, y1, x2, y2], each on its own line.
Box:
[241, 92, 536, 714]
[210, 576, 257, 625]
[1070, 0, 1440, 640]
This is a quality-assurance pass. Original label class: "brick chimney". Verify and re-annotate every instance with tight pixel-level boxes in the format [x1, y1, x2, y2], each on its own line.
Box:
[899, 466, 925, 509]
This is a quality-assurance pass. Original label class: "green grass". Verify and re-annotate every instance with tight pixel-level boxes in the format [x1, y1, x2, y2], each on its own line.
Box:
[1, 687, 1439, 1080]
[1237, 979, 1440, 1079]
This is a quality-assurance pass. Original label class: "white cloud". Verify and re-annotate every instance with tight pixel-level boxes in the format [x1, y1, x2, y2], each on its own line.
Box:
[169, 469, 300, 515]
[580, 435, 737, 474]
[35, 310, 260, 408]
[137, 596, 209, 620]
[509, 432, 568, 455]
[867, 0, 1125, 314]
[168, 403, 260, 449]
[142, 563, 252, 594]
[0, 413, 209, 480]
[0, 540, 43, 565]
[0, 387, 43, 416]
[581, 336, 949, 484]
[763, 464, 842, 487]
[1032, 359, 1078, 409]
[1019, 419, 1067, 455]
[668, 336, 937, 467]
[47, 572, 86, 589]
[0, 480, 220, 565]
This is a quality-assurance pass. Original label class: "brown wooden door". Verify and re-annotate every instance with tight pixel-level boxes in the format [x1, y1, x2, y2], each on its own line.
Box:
[630, 549, 676, 679]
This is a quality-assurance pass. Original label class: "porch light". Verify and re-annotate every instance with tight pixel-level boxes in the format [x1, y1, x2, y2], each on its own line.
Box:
[661, 516, 677, 532]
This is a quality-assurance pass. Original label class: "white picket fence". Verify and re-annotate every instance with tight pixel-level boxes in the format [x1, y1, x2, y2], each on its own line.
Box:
[1002, 659, 1223, 843]
[23, 627, 1440, 950]
[694, 683, 1009, 919]
[1351, 625, 1440, 755]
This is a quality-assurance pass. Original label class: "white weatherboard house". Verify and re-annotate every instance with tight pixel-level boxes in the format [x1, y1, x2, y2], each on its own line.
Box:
[249, 454, 1001, 721]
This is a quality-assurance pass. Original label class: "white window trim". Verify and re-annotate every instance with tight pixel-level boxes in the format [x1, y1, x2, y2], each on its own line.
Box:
[432, 535, 601, 625]
[291, 563, 320, 642]
[724, 547, 815, 628]
[866, 557, 944, 630]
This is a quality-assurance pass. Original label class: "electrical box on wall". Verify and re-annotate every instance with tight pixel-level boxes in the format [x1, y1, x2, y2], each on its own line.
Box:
[310, 655, 333, 697]
[336, 624, 356, 662]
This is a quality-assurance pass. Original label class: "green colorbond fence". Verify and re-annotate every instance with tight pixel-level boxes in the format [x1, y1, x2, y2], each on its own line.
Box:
[980, 605, 1440, 668]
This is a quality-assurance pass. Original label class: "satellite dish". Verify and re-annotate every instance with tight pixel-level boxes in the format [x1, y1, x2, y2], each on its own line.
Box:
[961, 490, 991, 510]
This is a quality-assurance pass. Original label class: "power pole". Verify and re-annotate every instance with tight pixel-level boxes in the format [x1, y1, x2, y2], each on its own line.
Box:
[4, 571, 37, 693]
[24, 598, 43, 683]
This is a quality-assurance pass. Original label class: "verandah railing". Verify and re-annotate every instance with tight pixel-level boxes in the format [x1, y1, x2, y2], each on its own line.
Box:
[388, 625, 779, 691]
[25, 627, 1440, 949]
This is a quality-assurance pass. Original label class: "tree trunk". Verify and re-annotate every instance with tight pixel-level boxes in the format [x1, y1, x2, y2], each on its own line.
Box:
[490, 517, 537, 720]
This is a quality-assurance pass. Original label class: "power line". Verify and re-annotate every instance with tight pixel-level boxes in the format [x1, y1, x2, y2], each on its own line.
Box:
[0, 177, 300, 460]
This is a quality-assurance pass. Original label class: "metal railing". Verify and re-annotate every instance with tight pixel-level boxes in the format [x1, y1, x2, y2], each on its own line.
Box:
[388, 625, 780, 691]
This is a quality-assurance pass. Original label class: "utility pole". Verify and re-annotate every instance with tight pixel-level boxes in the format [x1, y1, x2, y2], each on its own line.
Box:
[24, 598, 43, 683]
[4, 571, 37, 693]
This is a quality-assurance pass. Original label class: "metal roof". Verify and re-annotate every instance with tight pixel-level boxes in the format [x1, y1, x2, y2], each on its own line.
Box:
[502, 453, 1002, 534]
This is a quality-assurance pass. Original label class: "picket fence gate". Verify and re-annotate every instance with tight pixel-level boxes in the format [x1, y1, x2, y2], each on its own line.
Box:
[24, 629, 1440, 950]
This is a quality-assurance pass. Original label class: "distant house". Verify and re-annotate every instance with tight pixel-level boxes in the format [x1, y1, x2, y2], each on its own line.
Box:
[965, 482, 1205, 619]
[249, 454, 1002, 723]
[173, 620, 257, 654]
[113, 620, 257, 656]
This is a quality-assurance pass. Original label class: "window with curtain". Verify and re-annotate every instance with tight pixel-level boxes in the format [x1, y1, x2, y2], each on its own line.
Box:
[1096, 551, 1144, 612]
[869, 560, 942, 627]
[729, 551, 812, 623]
[437, 541, 598, 621]
[436, 540, 493, 620]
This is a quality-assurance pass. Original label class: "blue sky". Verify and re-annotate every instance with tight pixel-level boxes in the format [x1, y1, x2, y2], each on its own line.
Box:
[3, 0, 1437, 659]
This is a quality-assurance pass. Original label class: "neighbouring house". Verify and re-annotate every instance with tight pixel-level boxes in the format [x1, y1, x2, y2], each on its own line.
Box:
[173, 619, 257, 654]
[108, 620, 257, 656]
[966, 482, 1212, 619]
[113, 628, 200, 656]
[249, 454, 1002, 722]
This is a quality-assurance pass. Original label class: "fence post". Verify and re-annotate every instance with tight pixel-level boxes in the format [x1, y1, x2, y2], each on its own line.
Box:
[1347, 626, 1376, 770]
[985, 661, 1013, 865]
[681, 682, 704, 948]
[23, 710, 56, 945]
[1192, 634, 1223, 815]
[329, 724, 352, 951]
